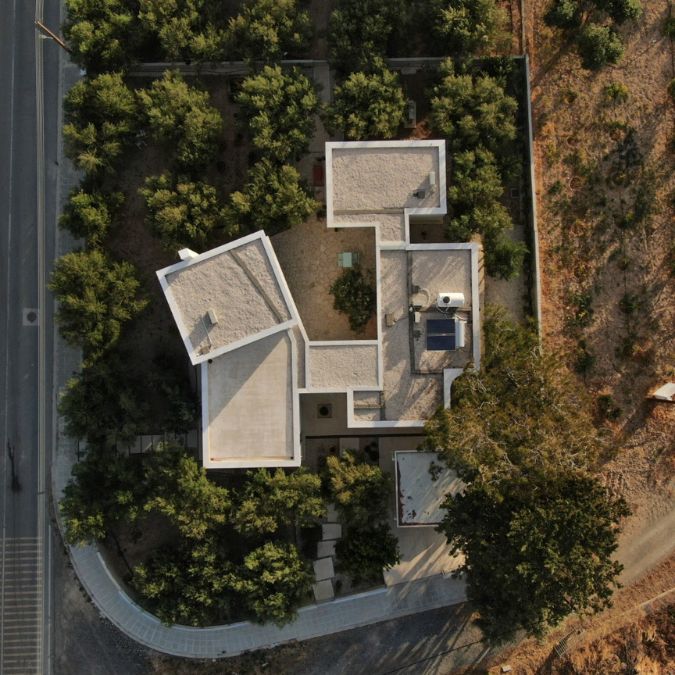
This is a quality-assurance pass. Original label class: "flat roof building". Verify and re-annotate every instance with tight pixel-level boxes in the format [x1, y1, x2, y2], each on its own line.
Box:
[158, 141, 481, 468]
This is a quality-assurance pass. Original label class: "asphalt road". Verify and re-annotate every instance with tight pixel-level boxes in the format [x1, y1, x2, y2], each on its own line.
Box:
[0, 0, 60, 671]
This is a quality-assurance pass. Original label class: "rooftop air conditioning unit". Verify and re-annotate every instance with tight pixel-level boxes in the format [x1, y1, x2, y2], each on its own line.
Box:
[436, 292, 464, 310]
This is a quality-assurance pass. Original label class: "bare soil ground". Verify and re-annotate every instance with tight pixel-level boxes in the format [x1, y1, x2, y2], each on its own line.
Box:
[482, 1, 675, 671]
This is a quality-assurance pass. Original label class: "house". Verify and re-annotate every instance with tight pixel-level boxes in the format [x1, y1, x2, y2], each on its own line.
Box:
[157, 140, 482, 470]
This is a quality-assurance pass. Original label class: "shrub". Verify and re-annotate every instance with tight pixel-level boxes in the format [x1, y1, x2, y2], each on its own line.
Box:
[336, 524, 400, 584]
[595, 0, 642, 24]
[328, 64, 406, 141]
[577, 24, 624, 70]
[484, 232, 528, 280]
[603, 82, 629, 104]
[330, 266, 376, 332]
[619, 292, 639, 314]
[668, 79, 675, 102]
[597, 393, 621, 420]
[664, 16, 675, 39]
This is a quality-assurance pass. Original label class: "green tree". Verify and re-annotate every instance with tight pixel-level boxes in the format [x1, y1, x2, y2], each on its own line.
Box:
[235, 65, 319, 162]
[544, 0, 582, 28]
[336, 524, 400, 584]
[424, 307, 602, 488]
[445, 148, 526, 279]
[137, 70, 223, 170]
[49, 249, 147, 361]
[232, 468, 326, 536]
[58, 353, 149, 445]
[330, 266, 376, 332]
[577, 24, 624, 70]
[63, 0, 144, 73]
[134, 539, 231, 626]
[226, 542, 312, 625]
[226, 0, 311, 62]
[429, 0, 505, 54]
[324, 451, 392, 527]
[139, 173, 225, 250]
[595, 0, 642, 24]
[60, 446, 144, 545]
[59, 187, 124, 245]
[328, 0, 404, 72]
[138, 0, 227, 62]
[430, 59, 517, 156]
[224, 159, 317, 236]
[440, 472, 629, 641]
[63, 73, 138, 176]
[143, 446, 231, 540]
[328, 64, 405, 140]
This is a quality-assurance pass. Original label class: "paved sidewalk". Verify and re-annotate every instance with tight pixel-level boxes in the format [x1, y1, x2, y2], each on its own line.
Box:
[51, 64, 467, 661]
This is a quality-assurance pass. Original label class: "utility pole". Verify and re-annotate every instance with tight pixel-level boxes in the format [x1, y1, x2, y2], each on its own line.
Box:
[35, 20, 71, 53]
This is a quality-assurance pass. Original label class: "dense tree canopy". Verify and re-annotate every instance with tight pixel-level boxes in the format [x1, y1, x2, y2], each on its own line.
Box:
[328, 0, 404, 72]
[429, 0, 505, 54]
[440, 472, 629, 641]
[328, 64, 406, 141]
[325, 451, 392, 527]
[143, 447, 231, 539]
[140, 173, 225, 250]
[226, 0, 311, 62]
[137, 71, 223, 170]
[58, 354, 149, 445]
[430, 59, 518, 156]
[330, 266, 376, 332]
[60, 445, 145, 545]
[63, 73, 139, 176]
[59, 187, 124, 245]
[232, 468, 325, 536]
[335, 524, 400, 584]
[138, 0, 227, 62]
[63, 0, 145, 73]
[224, 159, 317, 236]
[134, 539, 231, 626]
[577, 24, 624, 70]
[235, 65, 319, 162]
[226, 542, 313, 625]
[425, 308, 602, 488]
[49, 249, 147, 361]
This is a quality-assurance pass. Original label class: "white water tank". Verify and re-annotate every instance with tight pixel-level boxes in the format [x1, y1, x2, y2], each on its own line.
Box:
[436, 292, 464, 310]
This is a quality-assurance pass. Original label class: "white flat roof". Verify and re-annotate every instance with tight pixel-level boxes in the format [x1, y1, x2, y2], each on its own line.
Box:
[395, 451, 464, 526]
[202, 330, 300, 469]
[157, 232, 297, 365]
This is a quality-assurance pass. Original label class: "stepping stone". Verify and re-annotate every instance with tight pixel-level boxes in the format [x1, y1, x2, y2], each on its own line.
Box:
[317, 540, 336, 558]
[325, 503, 339, 522]
[312, 579, 334, 602]
[322, 523, 342, 540]
[313, 557, 334, 581]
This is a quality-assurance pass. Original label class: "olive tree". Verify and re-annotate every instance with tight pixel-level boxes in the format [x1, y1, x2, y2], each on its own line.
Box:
[59, 187, 124, 245]
[63, 73, 138, 176]
[140, 173, 225, 250]
[328, 64, 405, 140]
[226, 0, 311, 62]
[49, 249, 147, 361]
[224, 159, 317, 236]
[137, 70, 223, 170]
[235, 65, 319, 162]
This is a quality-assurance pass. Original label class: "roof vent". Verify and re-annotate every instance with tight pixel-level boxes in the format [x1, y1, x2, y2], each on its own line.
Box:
[206, 309, 218, 326]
